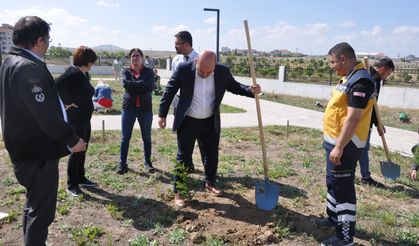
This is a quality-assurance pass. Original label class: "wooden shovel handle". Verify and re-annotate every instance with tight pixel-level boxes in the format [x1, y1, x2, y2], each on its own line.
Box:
[244, 20, 269, 178]
[373, 99, 392, 162]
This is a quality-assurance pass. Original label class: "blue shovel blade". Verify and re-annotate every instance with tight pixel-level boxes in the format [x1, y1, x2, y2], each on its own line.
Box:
[380, 161, 400, 180]
[255, 178, 280, 211]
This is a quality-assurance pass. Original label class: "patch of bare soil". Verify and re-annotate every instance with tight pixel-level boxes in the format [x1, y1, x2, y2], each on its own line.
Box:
[0, 127, 417, 245]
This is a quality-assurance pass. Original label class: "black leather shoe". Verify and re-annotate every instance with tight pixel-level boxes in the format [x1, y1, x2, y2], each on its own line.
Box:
[117, 165, 128, 175]
[67, 186, 84, 197]
[144, 162, 155, 173]
[79, 178, 98, 187]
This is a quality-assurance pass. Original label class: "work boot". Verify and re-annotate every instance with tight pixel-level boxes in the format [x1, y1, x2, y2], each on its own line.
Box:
[361, 177, 385, 188]
[321, 236, 354, 246]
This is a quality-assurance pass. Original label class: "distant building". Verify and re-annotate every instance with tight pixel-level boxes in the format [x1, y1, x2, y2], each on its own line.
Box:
[231, 49, 247, 56]
[403, 54, 418, 63]
[221, 46, 230, 53]
[0, 24, 13, 54]
[356, 52, 386, 59]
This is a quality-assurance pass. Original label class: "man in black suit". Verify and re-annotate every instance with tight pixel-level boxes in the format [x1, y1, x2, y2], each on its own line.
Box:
[158, 51, 261, 207]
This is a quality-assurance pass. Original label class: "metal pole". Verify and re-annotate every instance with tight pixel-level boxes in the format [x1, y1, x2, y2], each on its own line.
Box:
[216, 10, 220, 62]
[204, 8, 220, 62]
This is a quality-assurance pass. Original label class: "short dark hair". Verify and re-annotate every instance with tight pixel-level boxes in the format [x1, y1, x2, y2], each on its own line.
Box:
[175, 31, 193, 47]
[374, 57, 395, 71]
[128, 48, 144, 58]
[328, 42, 356, 61]
[13, 16, 50, 49]
[72, 46, 97, 67]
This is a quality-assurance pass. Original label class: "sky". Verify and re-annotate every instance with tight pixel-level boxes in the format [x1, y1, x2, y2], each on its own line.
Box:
[1, 0, 419, 58]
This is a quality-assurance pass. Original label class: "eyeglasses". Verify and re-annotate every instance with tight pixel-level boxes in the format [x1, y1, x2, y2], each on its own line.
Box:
[43, 36, 52, 43]
[175, 42, 185, 46]
[130, 54, 141, 58]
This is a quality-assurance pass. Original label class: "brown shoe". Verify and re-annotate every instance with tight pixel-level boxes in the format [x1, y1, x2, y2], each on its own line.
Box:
[174, 193, 185, 207]
[205, 181, 222, 195]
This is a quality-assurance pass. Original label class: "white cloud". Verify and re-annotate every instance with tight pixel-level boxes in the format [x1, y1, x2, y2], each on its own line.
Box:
[361, 25, 383, 36]
[338, 21, 355, 28]
[0, 8, 124, 48]
[222, 21, 331, 53]
[95, 1, 120, 8]
[331, 25, 419, 57]
[204, 17, 217, 24]
[393, 25, 419, 34]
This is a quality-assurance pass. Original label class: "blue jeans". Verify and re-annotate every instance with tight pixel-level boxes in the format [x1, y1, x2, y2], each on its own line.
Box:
[358, 130, 372, 179]
[120, 109, 153, 166]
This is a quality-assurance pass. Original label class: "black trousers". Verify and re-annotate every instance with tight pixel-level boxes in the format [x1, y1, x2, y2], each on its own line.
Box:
[174, 115, 220, 192]
[174, 101, 206, 168]
[13, 158, 59, 246]
[325, 149, 357, 242]
[67, 121, 91, 188]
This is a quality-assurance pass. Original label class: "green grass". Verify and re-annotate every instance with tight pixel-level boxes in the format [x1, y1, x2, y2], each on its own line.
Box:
[405, 213, 419, 227]
[57, 204, 70, 215]
[2, 177, 15, 186]
[105, 203, 123, 220]
[167, 228, 187, 245]
[261, 92, 418, 132]
[378, 210, 398, 226]
[128, 234, 155, 246]
[206, 236, 230, 246]
[71, 225, 104, 245]
[396, 229, 419, 245]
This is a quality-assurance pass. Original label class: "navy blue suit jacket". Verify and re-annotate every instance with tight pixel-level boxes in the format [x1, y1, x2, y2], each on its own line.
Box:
[158, 61, 254, 133]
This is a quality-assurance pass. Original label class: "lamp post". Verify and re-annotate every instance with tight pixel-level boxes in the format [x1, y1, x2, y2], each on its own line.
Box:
[203, 8, 220, 62]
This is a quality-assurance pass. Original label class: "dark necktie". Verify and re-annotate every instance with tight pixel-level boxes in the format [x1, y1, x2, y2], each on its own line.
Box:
[184, 55, 189, 61]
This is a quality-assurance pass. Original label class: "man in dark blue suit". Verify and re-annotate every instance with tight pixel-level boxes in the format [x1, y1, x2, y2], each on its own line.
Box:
[158, 51, 261, 207]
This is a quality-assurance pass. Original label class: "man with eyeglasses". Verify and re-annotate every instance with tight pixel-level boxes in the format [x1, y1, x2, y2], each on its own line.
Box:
[0, 16, 86, 245]
[170, 31, 201, 173]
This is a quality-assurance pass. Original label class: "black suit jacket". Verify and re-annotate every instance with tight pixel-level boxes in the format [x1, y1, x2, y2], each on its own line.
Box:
[56, 66, 95, 124]
[159, 61, 254, 133]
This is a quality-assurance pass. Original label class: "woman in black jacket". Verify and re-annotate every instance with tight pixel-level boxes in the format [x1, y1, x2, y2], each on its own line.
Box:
[56, 46, 97, 196]
[117, 48, 155, 174]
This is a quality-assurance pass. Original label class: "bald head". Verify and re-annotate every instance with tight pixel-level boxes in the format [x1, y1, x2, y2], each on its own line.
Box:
[196, 51, 216, 78]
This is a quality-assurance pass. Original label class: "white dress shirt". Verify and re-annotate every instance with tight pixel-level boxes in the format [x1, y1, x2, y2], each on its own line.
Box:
[186, 71, 215, 119]
[171, 49, 199, 74]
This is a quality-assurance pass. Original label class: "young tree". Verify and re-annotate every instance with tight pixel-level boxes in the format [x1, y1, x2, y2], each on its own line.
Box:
[306, 67, 314, 78]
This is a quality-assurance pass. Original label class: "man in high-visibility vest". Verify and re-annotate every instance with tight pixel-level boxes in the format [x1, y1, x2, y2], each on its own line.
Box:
[318, 42, 375, 246]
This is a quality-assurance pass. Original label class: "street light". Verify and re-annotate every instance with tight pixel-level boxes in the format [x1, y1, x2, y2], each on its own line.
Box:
[203, 8, 220, 62]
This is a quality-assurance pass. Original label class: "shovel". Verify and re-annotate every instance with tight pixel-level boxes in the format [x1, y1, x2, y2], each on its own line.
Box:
[244, 20, 280, 211]
[373, 99, 400, 179]
[363, 58, 400, 180]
